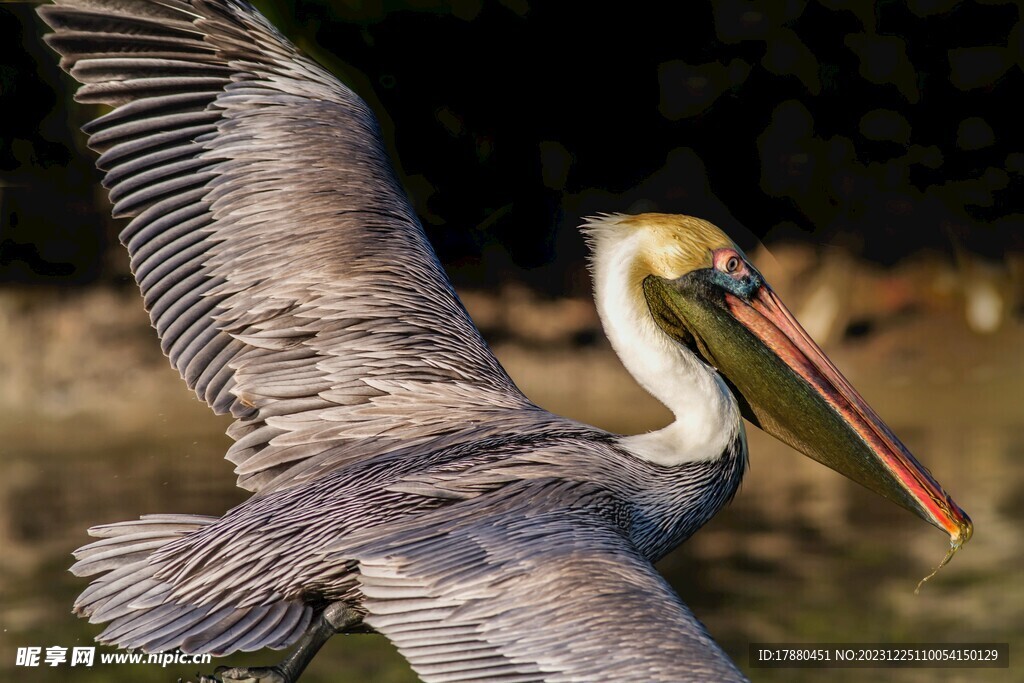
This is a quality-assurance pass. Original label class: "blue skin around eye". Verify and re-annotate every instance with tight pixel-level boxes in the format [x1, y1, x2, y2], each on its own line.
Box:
[706, 266, 762, 301]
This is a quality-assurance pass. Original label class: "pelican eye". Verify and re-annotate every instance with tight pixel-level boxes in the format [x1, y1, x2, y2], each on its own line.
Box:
[712, 248, 747, 278]
[708, 247, 761, 299]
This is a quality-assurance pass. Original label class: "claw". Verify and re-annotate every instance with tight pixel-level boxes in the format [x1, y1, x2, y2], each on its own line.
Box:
[183, 673, 228, 683]
[214, 665, 288, 683]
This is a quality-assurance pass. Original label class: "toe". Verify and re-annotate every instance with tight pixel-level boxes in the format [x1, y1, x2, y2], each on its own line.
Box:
[214, 665, 286, 683]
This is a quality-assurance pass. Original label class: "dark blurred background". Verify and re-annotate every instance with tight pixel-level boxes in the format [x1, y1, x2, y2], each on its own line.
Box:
[2, 0, 1022, 296]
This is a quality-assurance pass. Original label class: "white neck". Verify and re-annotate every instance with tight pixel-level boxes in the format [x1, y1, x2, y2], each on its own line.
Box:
[590, 231, 741, 466]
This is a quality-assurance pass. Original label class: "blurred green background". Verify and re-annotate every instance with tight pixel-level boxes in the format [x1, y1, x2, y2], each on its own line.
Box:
[1, 1, 1022, 682]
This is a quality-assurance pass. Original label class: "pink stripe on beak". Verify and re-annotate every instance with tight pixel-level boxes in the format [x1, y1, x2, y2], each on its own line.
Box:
[726, 286, 972, 546]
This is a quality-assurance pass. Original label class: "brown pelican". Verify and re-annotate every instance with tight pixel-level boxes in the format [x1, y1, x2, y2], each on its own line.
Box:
[37, 1, 971, 681]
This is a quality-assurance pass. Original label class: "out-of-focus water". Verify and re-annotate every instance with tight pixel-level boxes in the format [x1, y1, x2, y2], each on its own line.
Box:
[1, 297, 1021, 683]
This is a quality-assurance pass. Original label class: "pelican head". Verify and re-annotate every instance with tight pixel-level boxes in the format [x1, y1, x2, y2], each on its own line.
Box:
[585, 213, 971, 546]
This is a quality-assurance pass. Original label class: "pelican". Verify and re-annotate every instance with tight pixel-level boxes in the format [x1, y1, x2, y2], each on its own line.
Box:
[37, 1, 972, 681]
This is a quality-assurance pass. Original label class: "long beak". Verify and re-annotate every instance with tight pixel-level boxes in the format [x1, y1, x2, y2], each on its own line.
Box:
[645, 272, 972, 550]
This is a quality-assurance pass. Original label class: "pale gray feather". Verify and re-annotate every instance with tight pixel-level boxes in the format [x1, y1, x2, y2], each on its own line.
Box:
[350, 488, 745, 682]
[39, 0, 531, 495]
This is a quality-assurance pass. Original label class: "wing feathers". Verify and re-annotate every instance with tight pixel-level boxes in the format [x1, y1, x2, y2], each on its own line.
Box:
[41, 0, 527, 493]
[348, 493, 748, 682]
[71, 513, 311, 656]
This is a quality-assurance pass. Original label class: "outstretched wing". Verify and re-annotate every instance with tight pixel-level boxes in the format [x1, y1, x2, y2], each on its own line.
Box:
[37, 0, 534, 493]
[347, 485, 748, 683]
